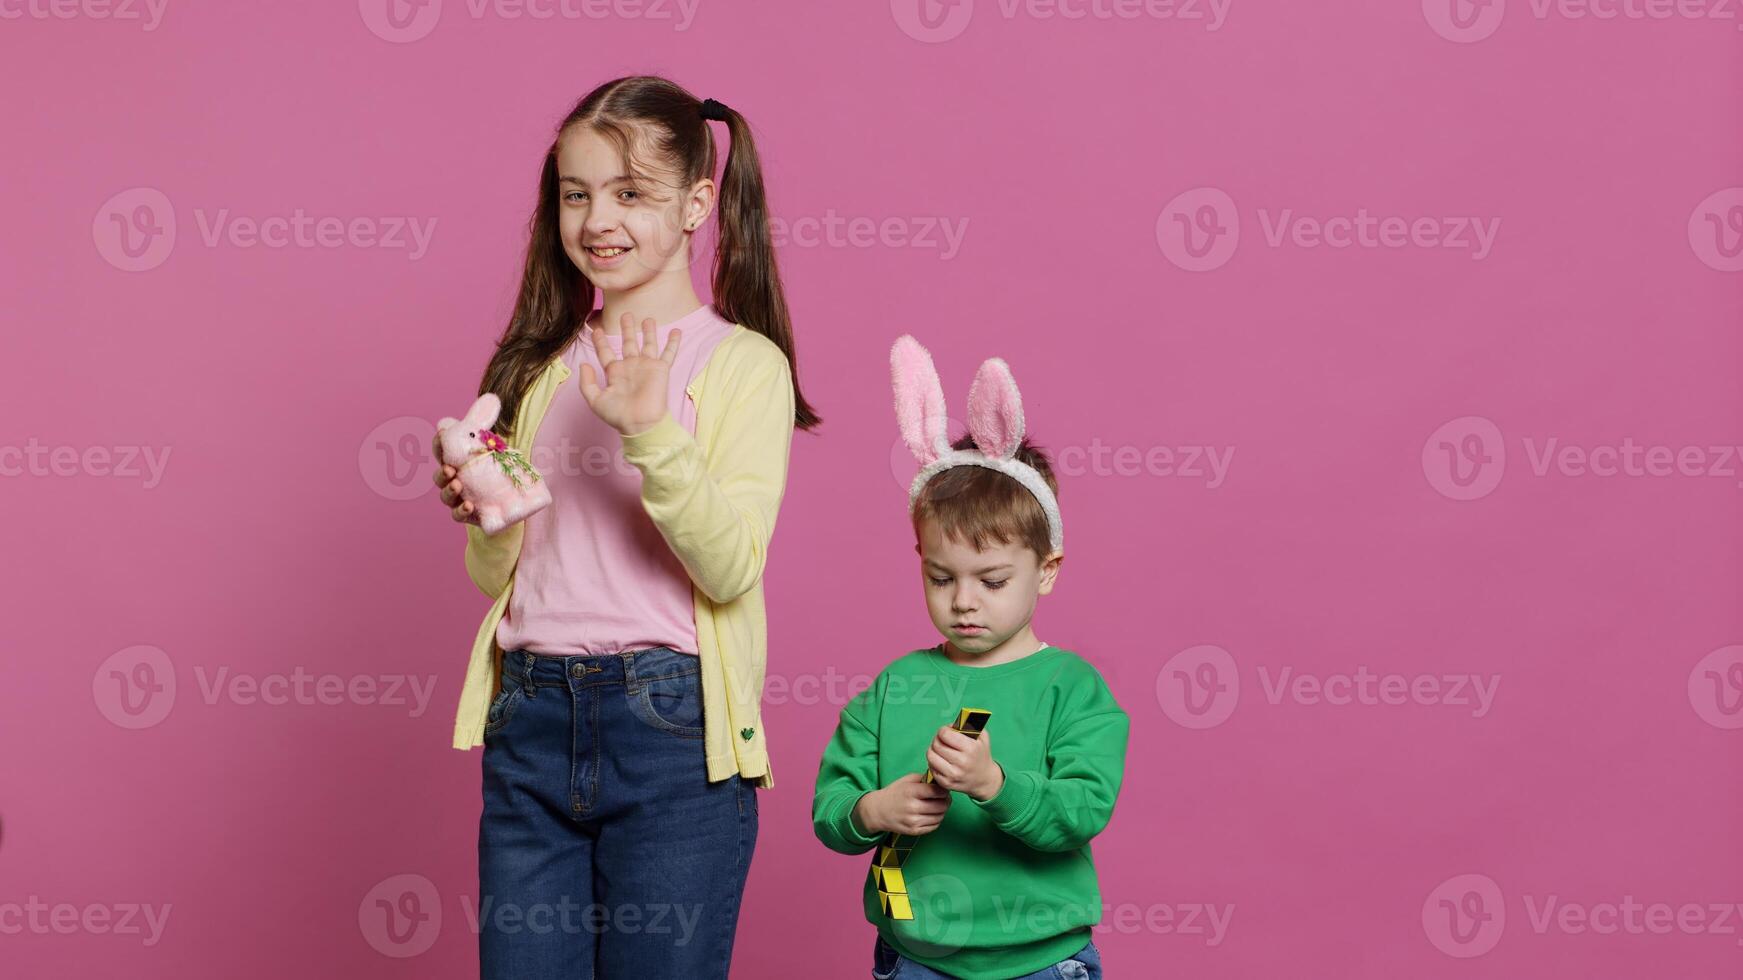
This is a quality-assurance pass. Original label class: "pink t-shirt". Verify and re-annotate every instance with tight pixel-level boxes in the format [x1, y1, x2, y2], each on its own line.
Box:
[495, 304, 736, 657]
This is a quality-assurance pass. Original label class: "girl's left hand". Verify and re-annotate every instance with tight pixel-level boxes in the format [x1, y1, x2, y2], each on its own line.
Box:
[579, 312, 681, 436]
[926, 727, 1004, 802]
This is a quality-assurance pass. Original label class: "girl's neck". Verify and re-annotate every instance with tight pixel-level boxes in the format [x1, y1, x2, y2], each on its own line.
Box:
[596, 275, 706, 332]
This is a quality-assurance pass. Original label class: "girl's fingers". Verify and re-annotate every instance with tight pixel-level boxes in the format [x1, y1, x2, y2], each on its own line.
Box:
[661, 327, 682, 364]
[640, 316, 657, 356]
[622, 315, 642, 357]
[615, 312, 635, 356]
[579, 363, 607, 408]
[591, 322, 617, 369]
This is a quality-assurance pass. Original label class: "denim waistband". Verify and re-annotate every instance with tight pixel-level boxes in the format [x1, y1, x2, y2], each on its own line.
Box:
[501, 647, 694, 693]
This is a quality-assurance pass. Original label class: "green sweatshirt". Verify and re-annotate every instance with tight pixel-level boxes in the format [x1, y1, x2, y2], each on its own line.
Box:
[812, 644, 1130, 980]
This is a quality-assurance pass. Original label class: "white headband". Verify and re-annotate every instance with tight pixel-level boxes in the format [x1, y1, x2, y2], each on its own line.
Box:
[891, 335, 1063, 554]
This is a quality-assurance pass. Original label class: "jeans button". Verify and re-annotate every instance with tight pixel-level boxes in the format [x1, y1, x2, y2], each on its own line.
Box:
[570, 663, 583, 678]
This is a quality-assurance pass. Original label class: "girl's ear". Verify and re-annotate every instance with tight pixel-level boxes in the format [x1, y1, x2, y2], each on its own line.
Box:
[966, 357, 1025, 459]
[891, 335, 950, 465]
[684, 177, 716, 233]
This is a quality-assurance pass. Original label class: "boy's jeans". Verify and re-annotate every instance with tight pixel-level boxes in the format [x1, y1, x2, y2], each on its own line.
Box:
[872, 934, 1104, 979]
[478, 647, 758, 979]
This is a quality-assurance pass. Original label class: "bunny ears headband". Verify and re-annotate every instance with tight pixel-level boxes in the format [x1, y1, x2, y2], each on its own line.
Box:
[892, 335, 1063, 554]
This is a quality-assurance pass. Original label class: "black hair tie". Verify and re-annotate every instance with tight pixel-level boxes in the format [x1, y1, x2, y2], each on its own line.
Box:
[699, 98, 731, 122]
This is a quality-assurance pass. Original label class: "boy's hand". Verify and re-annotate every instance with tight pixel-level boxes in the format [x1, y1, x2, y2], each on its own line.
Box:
[854, 773, 952, 837]
[927, 727, 1004, 802]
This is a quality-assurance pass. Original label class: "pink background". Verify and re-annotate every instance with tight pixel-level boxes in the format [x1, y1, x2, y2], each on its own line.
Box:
[3, 0, 1741, 976]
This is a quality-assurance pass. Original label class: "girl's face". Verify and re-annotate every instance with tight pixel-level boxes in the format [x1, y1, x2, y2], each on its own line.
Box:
[554, 126, 713, 291]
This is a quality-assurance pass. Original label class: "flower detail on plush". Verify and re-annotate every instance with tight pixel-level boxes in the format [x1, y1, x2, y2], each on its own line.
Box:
[436, 392, 553, 536]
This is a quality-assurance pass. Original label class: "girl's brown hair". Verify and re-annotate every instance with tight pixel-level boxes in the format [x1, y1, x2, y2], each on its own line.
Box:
[477, 75, 819, 438]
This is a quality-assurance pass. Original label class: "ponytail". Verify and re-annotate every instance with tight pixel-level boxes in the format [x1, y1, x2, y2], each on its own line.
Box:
[706, 104, 821, 430]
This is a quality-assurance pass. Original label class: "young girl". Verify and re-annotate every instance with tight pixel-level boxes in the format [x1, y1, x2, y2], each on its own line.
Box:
[430, 76, 819, 979]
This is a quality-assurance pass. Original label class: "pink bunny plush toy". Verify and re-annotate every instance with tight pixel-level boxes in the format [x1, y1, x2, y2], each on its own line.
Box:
[436, 393, 552, 536]
[891, 334, 1064, 553]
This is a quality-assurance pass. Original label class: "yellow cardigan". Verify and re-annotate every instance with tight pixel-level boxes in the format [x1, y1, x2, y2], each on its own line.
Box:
[451, 325, 795, 789]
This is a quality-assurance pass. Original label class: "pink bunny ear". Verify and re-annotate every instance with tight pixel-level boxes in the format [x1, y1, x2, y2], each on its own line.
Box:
[966, 357, 1025, 459]
[891, 335, 949, 465]
[466, 393, 503, 431]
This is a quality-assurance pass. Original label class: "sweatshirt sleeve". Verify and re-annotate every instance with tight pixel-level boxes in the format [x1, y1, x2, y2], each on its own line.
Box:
[973, 674, 1129, 853]
[618, 333, 795, 605]
[812, 684, 887, 855]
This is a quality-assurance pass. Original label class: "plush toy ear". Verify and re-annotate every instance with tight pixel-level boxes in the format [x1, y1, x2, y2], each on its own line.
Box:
[465, 393, 502, 432]
[966, 357, 1024, 459]
[891, 335, 949, 464]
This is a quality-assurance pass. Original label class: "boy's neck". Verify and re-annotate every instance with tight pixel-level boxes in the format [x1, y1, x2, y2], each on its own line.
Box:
[941, 625, 1046, 668]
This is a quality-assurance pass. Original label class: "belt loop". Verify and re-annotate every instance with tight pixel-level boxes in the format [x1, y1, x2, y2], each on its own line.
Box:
[519, 650, 536, 696]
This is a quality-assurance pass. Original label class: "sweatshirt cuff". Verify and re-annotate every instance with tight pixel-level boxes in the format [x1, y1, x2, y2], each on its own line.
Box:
[973, 768, 1043, 828]
[834, 793, 886, 849]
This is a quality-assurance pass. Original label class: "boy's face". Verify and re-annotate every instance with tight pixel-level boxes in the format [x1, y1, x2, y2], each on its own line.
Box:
[916, 516, 1062, 660]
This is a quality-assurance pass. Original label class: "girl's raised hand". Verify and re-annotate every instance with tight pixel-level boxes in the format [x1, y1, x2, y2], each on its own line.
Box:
[578, 312, 681, 437]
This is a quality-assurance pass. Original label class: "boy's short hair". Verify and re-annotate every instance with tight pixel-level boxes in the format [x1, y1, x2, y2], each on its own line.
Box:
[911, 433, 1060, 559]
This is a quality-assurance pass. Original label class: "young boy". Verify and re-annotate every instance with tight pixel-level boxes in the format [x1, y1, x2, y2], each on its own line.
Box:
[812, 337, 1130, 979]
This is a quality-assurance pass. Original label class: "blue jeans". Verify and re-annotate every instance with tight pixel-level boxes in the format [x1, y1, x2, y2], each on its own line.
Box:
[478, 647, 758, 979]
[873, 934, 1103, 979]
